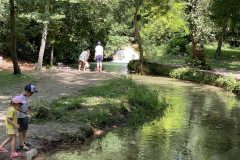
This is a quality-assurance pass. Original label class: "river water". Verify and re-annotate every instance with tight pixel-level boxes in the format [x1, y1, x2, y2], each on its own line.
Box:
[44, 67, 240, 160]
[89, 62, 128, 75]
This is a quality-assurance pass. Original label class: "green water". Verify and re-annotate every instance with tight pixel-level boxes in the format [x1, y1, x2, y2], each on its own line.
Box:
[71, 62, 128, 74]
[44, 75, 240, 160]
[89, 62, 128, 75]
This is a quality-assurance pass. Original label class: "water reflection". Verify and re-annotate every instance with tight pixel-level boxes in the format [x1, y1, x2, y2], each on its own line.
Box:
[89, 62, 128, 75]
[45, 75, 240, 160]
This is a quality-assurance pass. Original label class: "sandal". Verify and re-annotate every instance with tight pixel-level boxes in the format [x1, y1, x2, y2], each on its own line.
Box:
[11, 152, 21, 158]
[24, 141, 31, 146]
[20, 144, 30, 151]
[0, 148, 8, 152]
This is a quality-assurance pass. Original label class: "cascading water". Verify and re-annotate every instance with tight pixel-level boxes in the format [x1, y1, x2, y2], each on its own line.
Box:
[112, 46, 139, 63]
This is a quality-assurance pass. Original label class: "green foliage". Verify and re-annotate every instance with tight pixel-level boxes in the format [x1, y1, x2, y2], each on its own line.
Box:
[210, 0, 240, 28]
[129, 61, 240, 94]
[185, 57, 211, 70]
[215, 77, 237, 91]
[140, 0, 189, 45]
[127, 86, 168, 126]
[31, 77, 168, 127]
[166, 34, 189, 55]
[169, 68, 238, 91]
[0, 71, 33, 87]
[0, 0, 135, 64]
[234, 81, 240, 94]
[31, 101, 50, 121]
[127, 60, 139, 73]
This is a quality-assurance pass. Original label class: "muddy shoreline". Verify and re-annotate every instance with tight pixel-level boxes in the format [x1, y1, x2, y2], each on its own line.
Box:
[0, 69, 116, 160]
[32, 119, 128, 160]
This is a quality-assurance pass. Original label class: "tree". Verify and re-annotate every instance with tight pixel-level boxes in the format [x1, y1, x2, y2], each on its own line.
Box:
[50, 33, 55, 66]
[140, 0, 189, 55]
[211, 0, 240, 56]
[186, 0, 212, 68]
[36, 0, 50, 69]
[134, 0, 144, 64]
[9, 0, 21, 74]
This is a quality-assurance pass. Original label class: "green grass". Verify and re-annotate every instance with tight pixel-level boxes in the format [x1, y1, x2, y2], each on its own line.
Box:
[147, 43, 240, 71]
[32, 77, 168, 127]
[204, 44, 240, 71]
[0, 70, 33, 87]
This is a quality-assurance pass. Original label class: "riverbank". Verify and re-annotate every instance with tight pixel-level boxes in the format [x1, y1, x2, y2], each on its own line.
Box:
[0, 69, 115, 159]
[44, 75, 240, 160]
[0, 69, 168, 160]
[31, 77, 168, 159]
[128, 60, 240, 95]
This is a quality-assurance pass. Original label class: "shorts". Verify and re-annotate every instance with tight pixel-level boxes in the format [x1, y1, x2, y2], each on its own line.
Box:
[6, 128, 16, 135]
[96, 55, 102, 62]
[18, 117, 29, 132]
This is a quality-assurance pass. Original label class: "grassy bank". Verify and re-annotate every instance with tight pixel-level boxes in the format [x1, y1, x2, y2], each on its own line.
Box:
[146, 43, 240, 71]
[31, 77, 168, 140]
[0, 70, 33, 88]
[128, 61, 240, 95]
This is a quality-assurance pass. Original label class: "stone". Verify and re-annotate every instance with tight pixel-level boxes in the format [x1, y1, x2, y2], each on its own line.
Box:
[26, 149, 38, 160]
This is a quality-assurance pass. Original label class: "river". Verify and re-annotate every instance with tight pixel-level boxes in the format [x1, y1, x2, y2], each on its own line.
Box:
[43, 69, 240, 160]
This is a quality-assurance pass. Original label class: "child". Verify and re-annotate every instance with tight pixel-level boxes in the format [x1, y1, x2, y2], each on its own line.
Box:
[0, 96, 26, 158]
[17, 84, 38, 151]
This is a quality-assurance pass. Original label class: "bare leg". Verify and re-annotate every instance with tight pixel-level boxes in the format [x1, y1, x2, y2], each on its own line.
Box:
[83, 62, 86, 71]
[99, 62, 102, 72]
[78, 61, 82, 71]
[19, 131, 24, 146]
[23, 130, 27, 144]
[0, 136, 12, 149]
[96, 62, 100, 72]
[10, 135, 16, 153]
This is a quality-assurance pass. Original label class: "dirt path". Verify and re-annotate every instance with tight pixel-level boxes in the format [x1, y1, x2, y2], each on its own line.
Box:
[0, 68, 115, 159]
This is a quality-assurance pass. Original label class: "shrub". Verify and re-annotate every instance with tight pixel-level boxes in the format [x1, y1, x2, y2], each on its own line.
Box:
[127, 60, 139, 73]
[234, 81, 240, 94]
[216, 77, 237, 91]
[31, 101, 50, 121]
[185, 57, 211, 70]
[169, 68, 188, 79]
[166, 34, 189, 55]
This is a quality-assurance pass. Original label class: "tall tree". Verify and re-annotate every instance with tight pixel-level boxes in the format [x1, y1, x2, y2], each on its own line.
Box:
[9, 0, 21, 74]
[50, 33, 55, 66]
[211, 0, 240, 56]
[134, 0, 144, 64]
[36, 0, 50, 69]
[186, 0, 212, 68]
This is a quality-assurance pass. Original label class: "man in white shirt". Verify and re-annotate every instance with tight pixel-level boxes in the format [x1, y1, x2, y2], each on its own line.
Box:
[94, 41, 104, 72]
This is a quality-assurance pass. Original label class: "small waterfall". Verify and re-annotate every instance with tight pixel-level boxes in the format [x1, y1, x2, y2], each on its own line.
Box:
[112, 46, 139, 63]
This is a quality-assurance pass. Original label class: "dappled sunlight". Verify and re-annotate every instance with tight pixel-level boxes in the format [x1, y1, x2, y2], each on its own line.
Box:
[26, 69, 115, 103]
[50, 75, 240, 160]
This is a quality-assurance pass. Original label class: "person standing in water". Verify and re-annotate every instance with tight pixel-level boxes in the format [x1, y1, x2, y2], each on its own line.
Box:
[94, 41, 104, 72]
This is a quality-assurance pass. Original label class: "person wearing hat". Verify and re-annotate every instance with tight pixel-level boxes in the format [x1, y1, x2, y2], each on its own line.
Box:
[0, 96, 26, 158]
[17, 84, 38, 151]
[94, 41, 104, 72]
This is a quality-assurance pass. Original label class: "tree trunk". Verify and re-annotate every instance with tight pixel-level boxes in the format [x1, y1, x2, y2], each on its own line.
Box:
[50, 34, 55, 66]
[192, 40, 204, 60]
[9, 0, 21, 74]
[134, 0, 144, 64]
[215, 14, 230, 57]
[36, 0, 50, 69]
